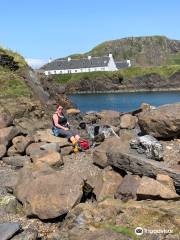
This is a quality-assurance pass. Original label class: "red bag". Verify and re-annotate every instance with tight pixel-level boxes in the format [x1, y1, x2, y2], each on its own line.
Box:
[78, 139, 90, 150]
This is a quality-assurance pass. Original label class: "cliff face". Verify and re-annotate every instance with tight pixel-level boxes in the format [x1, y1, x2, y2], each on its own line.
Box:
[65, 71, 180, 93]
[70, 36, 180, 66]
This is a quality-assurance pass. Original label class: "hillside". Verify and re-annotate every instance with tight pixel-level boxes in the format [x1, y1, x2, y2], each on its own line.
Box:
[69, 36, 180, 66]
[0, 46, 32, 98]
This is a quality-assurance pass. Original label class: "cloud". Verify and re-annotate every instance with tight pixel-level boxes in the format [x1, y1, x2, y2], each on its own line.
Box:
[25, 58, 48, 69]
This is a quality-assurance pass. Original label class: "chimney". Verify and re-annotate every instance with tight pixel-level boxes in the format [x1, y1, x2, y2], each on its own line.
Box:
[68, 57, 71, 62]
[88, 56, 91, 60]
[127, 60, 131, 67]
[108, 53, 113, 58]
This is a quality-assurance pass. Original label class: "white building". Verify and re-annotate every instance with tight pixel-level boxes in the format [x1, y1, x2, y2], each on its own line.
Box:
[41, 54, 131, 75]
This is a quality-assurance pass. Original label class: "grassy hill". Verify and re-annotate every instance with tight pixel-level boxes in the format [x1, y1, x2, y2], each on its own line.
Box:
[68, 36, 180, 66]
[0, 46, 31, 97]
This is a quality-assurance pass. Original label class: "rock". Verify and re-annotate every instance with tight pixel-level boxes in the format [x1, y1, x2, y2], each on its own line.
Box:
[115, 175, 141, 200]
[83, 112, 99, 124]
[120, 114, 137, 129]
[137, 176, 179, 200]
[34, 129, 69, 146]
[115, 175, 179, 201]
[98, 110, 120, 126]
[156, 174, 176, 192]
[32, 151, 63, 167]
[7, 145, 20, 157]
[130, 135, 163, 160]
[2, 156, 30, 168]
[15, 156, 103, 219]
[60, 146, 73, 156]
[161, 139, 180, 168]
[93, 133, 105, 143]
[66, 108, 80, 115]
[138, 103, 180, 139]
[0, 222, 21, 240]
[11, 228, 38, 240]
[98, 168, 123, 201]
[15, 163, 83, 219]
[0, 127, 20, 146]
[107, 149, 180, 188]
[0, 195, 21, 215]
[140, 102, 156, 112]
[87, 125, 117, 140]
[40, 142, 60, 152]
[0, 106, 13, 129]
[0, 144, 6, 159]
[93, 133, 135, 168]
[0, 165, 19, 194]
[26, 142, 47, 156]
[12, 135, 33, 153]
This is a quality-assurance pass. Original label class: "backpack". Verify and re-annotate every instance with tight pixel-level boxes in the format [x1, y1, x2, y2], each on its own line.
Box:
[78, 139, 90, 150]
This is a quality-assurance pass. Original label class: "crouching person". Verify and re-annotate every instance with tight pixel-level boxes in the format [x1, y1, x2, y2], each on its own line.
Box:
[52, 105, 80, 151]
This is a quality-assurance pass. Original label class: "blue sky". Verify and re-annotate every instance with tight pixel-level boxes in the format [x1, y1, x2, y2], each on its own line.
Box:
[0, 0, 180, 68]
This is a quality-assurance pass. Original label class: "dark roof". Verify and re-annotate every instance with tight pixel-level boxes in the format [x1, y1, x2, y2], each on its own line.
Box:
[41, 56, 110, 70]
[115, 61, 129, 69]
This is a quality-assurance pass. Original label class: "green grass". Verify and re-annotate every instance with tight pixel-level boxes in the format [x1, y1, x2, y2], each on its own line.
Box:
[50, 65, 180, 85]
[0, 68, 31, 97]
[104, 224, 137, 239]
[52, 70, 121, 84]
[119, 65, 180, 79]
[0, 46, 27, 68]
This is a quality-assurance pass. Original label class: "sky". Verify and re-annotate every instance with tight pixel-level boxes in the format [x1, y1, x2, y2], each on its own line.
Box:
[0, 0, 180, 68]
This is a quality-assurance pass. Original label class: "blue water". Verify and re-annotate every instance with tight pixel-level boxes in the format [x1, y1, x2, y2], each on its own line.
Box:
[68, 91, 180, 112]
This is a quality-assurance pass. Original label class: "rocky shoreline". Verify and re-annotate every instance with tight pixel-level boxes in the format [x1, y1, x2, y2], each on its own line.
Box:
[69, 87, 180, 95]
[0, 102, 180, 239]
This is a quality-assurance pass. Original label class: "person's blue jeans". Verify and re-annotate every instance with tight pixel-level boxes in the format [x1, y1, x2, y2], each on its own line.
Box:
[52, 126, 76, 139]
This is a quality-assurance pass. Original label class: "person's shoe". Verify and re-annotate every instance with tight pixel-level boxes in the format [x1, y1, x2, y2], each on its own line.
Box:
[73, 144, 79, 153]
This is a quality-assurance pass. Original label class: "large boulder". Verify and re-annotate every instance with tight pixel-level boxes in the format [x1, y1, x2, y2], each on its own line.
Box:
[107, 148, 180, 188]
[12, 135, 33, 153]
[98, 110, 120, 126]
[138, 103, 180, 138]
[137, 176, 179, 200]
[98, 168, 123, 201]
[0, 106, 13, 129]
[0, 127, 20, 146]
[2, 156, 30, 168]
[130, 135, 163, 160]
[156, 174, 176, 192]
[34, 129, 69, 146]
[120, 114, 137, 129]
[26, 142, 47, 156]
[7, 145, 20, 157]
[93, 131, 137, 168]
[14, 156, 103, 220]
[115, 175, 179, 200]
[115, 175, 141, 200]
[31, 151, 63, 167]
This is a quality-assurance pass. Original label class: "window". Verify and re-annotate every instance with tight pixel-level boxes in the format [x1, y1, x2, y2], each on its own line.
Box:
[68, 70, 71, 74]
[75, 70, 77, 72]
[101, 67, 105, 71]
